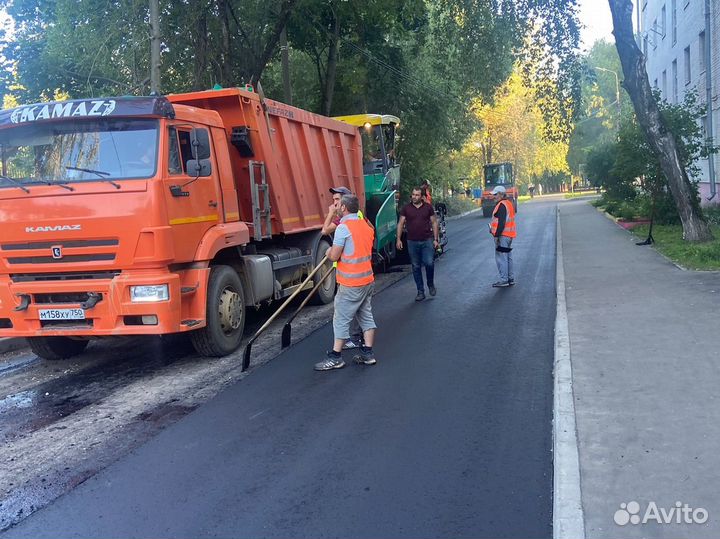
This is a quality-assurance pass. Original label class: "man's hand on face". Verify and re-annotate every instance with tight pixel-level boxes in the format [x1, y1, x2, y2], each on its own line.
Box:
[328, 202, 339, 216]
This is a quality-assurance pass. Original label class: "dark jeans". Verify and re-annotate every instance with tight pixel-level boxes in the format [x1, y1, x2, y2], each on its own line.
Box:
[407, 239, 435, 292]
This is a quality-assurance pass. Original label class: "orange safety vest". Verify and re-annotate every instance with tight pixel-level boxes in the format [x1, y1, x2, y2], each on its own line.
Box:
[336, 217, 375, 287]
[490, 199, 517, 238]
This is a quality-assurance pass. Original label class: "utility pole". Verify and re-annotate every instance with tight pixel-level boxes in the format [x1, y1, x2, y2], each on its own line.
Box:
[595, 66, 622, 129]
[704, 0, 716, 200]
[149, 0, 161, 95]
[281, 27, 292, 105]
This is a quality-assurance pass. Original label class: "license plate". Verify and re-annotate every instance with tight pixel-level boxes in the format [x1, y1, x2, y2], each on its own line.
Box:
[38, 308, 86, 321]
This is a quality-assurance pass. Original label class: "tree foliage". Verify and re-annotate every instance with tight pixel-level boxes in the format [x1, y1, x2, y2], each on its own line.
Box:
[586, 92, 710, 223]
[2, 0, 582, 198]
[462, 69, 570, 194]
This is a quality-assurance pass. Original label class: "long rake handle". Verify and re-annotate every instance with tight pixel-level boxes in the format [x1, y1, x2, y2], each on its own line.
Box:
[242, 255, 329, 369]
[287, 266, 335, 324]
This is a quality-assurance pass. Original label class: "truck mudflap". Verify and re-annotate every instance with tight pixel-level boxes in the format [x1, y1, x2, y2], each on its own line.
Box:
[0, 268, 210, 337]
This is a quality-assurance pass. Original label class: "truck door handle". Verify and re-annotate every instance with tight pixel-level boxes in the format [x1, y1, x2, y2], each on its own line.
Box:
[208, 200, 218, 208]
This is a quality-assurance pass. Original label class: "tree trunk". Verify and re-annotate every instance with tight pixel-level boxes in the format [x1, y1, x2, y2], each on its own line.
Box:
[608, 0, 713, 241]
[192, 10, 209, 90]
[249, 0, 299, 86]
[148, 0, 161, 94]
[280, 26, 292, 104]
[218, 0, 232, 87]
[321, 9, 340, 116]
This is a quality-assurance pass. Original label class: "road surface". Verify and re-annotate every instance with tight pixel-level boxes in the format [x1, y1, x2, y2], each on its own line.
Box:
[3, 199, 558, 538]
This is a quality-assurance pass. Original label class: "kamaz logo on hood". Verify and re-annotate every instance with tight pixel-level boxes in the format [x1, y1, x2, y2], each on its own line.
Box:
[10, 100, 116, 124]
[25, 225, 82, 233]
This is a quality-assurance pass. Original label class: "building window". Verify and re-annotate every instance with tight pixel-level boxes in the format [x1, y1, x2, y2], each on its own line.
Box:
[685, 46, 691, 83]
[653, 19, 658, 48]
[662, 70, 667, 97]
[699, 31, 706, 72]
[644, 35, 649, 55]
[672, 59, 678, 103]
[671, 0, 677, 44]
[661, 5, 667, 37]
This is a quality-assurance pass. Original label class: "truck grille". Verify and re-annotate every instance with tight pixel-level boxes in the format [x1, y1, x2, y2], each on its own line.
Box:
[1, 239, 119, 266]
[10, 271, 120, 283]
[1, 239, 119, 250]
[33, 292, 91, 304]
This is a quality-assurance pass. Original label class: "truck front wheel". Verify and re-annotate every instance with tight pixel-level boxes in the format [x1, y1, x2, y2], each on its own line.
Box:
[191, 265, 246, 357]
[28, 336, 89, 360]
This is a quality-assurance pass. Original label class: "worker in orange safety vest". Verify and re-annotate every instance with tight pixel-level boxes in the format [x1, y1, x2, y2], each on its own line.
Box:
[489, 185, 516, 288]
[314, 193, 378, 371]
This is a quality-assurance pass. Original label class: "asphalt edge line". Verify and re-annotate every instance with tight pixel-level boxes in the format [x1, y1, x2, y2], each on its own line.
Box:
[553, 205, 586, 539]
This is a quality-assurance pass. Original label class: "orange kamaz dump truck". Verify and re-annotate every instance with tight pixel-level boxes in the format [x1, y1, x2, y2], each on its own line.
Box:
[0, 87, 364, 360]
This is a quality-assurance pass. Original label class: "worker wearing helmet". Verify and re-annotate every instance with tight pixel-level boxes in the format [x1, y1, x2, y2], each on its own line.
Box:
[489, 185, 516, 287]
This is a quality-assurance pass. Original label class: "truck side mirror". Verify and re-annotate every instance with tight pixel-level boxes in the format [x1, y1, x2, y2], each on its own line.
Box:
[190, 128, 211, 160]
[186, 159, 212, 177]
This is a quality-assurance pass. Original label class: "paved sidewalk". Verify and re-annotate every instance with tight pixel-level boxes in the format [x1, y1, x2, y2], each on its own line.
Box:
[561, 201, 720, 538]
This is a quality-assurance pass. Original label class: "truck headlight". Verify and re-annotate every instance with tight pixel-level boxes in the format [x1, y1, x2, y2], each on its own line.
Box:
[130, 284, 169, 303]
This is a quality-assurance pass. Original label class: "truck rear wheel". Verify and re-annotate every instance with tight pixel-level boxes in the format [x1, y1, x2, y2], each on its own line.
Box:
[190, 265, 246, 357]
[28, 336, 89, 360]
[310, 239, 336, 305]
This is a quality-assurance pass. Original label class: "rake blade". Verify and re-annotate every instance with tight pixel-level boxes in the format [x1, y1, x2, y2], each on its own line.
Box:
[281, 323, 292, 349]
[242, 341, 252, 371]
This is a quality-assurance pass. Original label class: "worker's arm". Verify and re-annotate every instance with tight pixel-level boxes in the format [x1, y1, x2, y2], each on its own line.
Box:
[431, 214, 439, 246]
[325, 244, 344, 262]
[321, 203, 339, 236]
[396, 214, 406, 250]
[494, 202, 507, 239]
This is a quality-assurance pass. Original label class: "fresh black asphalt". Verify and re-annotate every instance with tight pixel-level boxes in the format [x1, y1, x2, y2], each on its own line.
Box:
[5, 200, 558, 539]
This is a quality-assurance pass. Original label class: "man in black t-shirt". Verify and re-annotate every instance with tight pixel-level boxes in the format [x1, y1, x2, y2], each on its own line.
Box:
[396, 187, 440, 301]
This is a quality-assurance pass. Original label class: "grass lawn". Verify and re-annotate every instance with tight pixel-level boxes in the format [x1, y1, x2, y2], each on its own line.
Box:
[564, 191, 600, 199]
[632, 224, 720, 270]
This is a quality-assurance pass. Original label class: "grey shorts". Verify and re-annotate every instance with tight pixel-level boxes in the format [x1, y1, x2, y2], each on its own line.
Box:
[333, 283, 376, 340]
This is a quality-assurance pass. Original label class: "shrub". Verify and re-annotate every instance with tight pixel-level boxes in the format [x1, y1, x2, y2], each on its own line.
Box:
[435, 196, 477, 216]
[703, 204, 720, 225]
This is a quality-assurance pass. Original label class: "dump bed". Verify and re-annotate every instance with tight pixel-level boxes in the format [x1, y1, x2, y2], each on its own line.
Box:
[168, 88, 364, 237]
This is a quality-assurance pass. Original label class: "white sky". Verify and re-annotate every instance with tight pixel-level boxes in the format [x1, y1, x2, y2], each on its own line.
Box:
[578, 0, 614, 50]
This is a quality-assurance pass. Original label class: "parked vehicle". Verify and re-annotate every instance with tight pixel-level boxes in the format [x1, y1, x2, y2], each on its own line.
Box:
[333, 114, 400, 268]
[481, 162, 518, 217]
[0, 87, 365, 360]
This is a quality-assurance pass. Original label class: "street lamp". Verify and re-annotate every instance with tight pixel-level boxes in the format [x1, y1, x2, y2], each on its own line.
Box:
[592, 66, 622, 125]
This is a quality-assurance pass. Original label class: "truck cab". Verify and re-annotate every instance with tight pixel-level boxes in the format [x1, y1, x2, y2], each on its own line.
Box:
[481, 162, 518, 217]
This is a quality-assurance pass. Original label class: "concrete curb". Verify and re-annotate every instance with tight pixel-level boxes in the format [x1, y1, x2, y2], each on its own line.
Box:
[0, 337, 27, 354]
[553, 206, 585, 539]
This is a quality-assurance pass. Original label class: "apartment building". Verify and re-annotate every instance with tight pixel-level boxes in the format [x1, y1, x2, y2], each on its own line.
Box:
[639, 0, 719, 202]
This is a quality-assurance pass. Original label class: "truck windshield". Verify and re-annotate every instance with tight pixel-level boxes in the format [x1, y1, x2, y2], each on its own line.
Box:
[0, 118, 158, 188]
[485, 165, 512, 186]
[361, 125, 384, 172]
